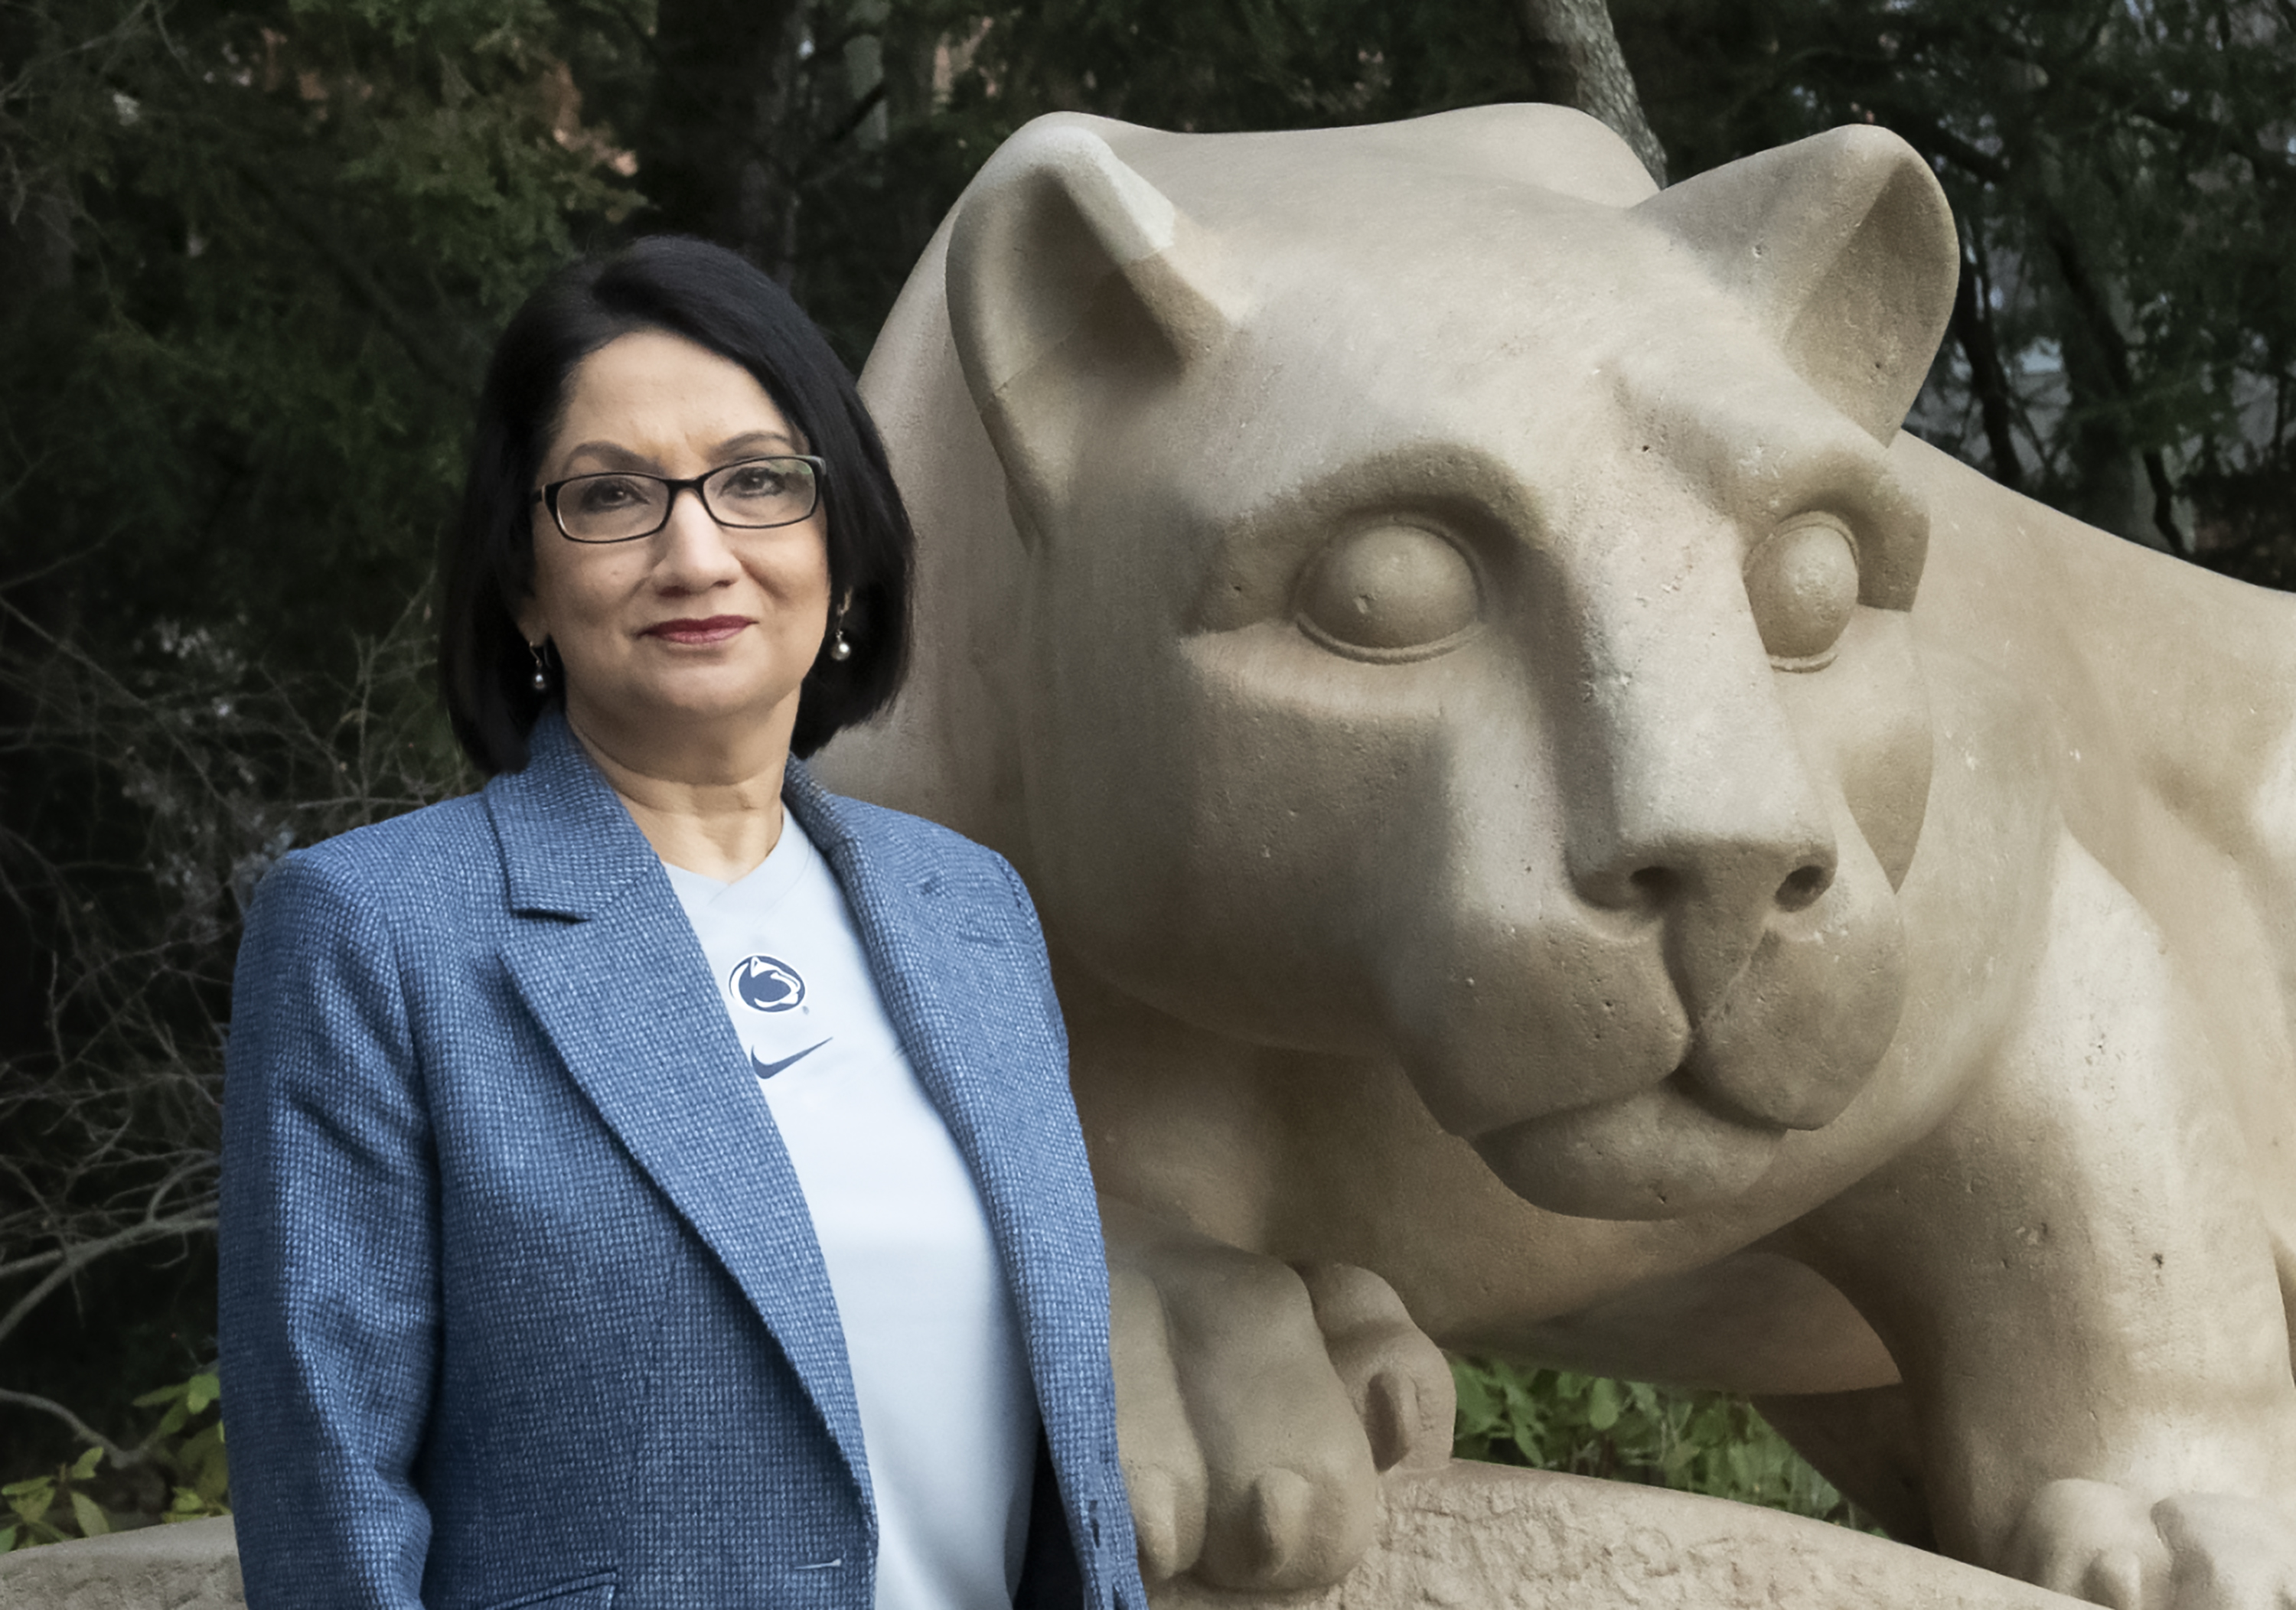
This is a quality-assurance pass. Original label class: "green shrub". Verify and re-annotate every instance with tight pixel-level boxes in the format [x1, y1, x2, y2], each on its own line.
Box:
[1450, 1355, 1871, 1530]
[132, 1374, 233, 1527]
[1, 1445, 109, 1551]
[0, 1372, 229, 1553]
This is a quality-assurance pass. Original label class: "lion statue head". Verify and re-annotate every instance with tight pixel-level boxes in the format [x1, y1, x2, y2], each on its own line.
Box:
[823, 105, 1959, 1221]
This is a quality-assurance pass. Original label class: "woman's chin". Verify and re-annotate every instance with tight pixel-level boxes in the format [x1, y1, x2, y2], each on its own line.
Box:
[567, 678, 804, 759]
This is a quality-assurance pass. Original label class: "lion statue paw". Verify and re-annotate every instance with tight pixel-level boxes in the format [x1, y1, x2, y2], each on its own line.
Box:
[1104, 1202, 1453, 1591]
[2006, 1481, 2296, 1610]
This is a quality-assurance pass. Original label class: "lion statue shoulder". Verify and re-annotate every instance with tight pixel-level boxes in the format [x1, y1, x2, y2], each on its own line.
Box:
[819, 106, 2296, 1608]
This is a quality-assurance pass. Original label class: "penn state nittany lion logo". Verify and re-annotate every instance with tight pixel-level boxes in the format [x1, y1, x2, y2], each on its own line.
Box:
[729, 954, 806, 1013]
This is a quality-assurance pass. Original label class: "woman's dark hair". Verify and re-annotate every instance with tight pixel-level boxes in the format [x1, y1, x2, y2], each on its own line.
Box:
[439, 235, 914, 774]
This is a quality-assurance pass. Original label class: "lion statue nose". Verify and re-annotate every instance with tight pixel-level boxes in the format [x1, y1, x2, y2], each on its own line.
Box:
[1574, 819, 1841, 1005]
[1588, 847, 1838, 920]
[1556, 713, 1913, 1136]
[1559, 609, 1850, 1035]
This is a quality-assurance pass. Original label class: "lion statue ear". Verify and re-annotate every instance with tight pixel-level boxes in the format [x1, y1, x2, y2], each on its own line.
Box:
[946, 115, 1240, 529]
[1636, 125, 1959, 445]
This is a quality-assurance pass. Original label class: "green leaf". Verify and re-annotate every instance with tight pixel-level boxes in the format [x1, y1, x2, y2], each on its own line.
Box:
[1448, 1364, 1497, 1429]
[132, 1384, 183, 1410]
[1688, 1401, 1732, 1445]
[1509, 1424, 1545, 1466]
[193, 1445, 230, 1504]
[70, 1446, 104, 1481]
[69, 1493, 109, 1538]
[1587, 1377, 1621, 1432]
[184, 1374, 220, 1414]
[0, 1524, 18, 1553]
[5, 1479, 54, 1527]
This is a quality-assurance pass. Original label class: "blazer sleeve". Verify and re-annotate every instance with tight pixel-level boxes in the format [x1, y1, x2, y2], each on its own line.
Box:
[219, 850, 439, 1609]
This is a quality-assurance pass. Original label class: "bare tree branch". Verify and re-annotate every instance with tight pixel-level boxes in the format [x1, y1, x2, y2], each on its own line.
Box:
[0, 1388, 145, 1466]
[0, 1215, 217, 1351]
[0, 585, 460, 1467]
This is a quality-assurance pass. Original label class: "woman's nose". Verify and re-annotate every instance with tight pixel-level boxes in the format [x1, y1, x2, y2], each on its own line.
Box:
[651, 484, 744, 586]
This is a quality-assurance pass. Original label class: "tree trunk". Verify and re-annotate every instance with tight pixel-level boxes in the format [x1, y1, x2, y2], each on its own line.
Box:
[1950, 248, 2026, 492]
[1516, 0, 1668, 185]
[635, 0, 816, 280]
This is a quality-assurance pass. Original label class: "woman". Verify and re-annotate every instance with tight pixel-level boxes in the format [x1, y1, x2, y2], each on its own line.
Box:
[218, 236, 1143, 1610]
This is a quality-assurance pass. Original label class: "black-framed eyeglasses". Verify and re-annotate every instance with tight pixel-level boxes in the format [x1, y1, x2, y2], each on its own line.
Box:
[531, 455, 827, 543]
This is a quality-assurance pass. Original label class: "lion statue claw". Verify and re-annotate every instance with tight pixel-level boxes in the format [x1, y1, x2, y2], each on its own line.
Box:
[820, 106, 2296, 1606]
[2006, 1483, 2296, 1610]
[1101, 1201, 1454, 1590]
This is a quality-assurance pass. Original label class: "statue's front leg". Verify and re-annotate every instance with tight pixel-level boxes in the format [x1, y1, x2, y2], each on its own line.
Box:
[1783, 831, 2296, 1608]
[1099, 1194, 1456, 1593]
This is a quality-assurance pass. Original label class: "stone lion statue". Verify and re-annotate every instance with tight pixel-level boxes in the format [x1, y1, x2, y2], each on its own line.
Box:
[817, 106, 2296, 1608]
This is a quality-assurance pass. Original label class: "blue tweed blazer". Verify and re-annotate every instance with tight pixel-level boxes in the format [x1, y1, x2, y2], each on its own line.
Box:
[218, 714, 1144, 1610]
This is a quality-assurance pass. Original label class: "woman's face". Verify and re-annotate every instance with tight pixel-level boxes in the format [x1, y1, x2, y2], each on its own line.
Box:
[517, 329, 831, 764]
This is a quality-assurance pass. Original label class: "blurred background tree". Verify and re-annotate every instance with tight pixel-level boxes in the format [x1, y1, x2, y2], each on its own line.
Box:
[1619, 0, 2296, 577]
[0, 0, 638, 1522]
[3, 0, 2289, 1539]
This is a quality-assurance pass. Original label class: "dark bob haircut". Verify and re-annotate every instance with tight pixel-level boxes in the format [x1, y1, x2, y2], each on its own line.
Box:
[439, 235, 914, 775]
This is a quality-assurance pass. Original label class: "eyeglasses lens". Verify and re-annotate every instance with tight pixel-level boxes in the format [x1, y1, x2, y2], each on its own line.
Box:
[703, 459, 818, 529]
[559, 474, 669, 542]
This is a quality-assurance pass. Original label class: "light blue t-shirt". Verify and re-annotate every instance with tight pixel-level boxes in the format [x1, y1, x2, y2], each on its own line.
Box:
[664, 817, 1036, 1610]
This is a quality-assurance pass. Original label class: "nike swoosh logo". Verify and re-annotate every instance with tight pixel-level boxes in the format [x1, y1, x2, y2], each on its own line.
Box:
[751, 1038, 831, 1080]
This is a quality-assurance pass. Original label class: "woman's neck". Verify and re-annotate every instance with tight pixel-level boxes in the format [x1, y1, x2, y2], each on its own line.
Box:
[565, 702, 793, 882]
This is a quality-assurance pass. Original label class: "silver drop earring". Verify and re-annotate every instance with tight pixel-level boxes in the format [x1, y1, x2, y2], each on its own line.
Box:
[829, 612, 853, 663]
[528, 640, 549, 692]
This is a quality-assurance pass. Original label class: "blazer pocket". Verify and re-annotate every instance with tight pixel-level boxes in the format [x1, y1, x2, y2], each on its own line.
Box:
[478, 1572, 617, 1610]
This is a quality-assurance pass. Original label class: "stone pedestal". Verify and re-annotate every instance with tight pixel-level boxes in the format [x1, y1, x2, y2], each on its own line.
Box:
[0, 1463, 2086, 1609]
[1153, 1465, 2084, 1609]
[0, 1517, 244, 1610]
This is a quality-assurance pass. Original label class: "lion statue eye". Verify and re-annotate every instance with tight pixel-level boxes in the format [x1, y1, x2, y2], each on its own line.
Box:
[1745, 517, 1861, 667]
[1296, 523, 1482, 660]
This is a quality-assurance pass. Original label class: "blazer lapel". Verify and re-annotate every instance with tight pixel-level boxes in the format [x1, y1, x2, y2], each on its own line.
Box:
[486, 716, 871, 1502]
[787, 768, 1107, 1458]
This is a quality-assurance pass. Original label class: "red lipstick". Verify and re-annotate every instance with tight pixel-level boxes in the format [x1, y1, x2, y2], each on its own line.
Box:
[646, 615, 749, 646]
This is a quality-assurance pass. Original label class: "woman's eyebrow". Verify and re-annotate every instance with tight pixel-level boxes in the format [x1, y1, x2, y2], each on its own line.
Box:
[716, 429, 801, 456]
[555, 429, 801, 472]
[557, 440, 654, 471]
